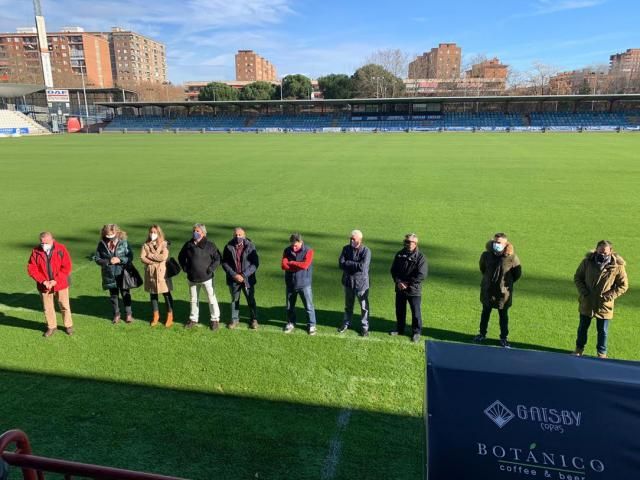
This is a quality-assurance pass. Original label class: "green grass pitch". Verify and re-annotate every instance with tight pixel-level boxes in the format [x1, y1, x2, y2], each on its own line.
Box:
[0, 133, 638, 479]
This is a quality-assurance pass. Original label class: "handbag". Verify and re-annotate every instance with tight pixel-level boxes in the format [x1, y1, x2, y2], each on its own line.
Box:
[122, 262, 144, 289]
[165, 257, 181, 278]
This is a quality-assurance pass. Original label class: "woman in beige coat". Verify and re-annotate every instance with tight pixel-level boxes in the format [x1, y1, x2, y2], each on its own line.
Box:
[141, 225, 174, 327]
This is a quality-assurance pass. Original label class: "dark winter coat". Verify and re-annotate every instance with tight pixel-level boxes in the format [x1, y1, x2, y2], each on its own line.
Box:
[339, 244, 371, 291]
[221, 238, 259, 286]
[574, 251, 628, 320]
[178, 237, 221, 283]
[479, 241, 522, 309]
[390, 248, 428, 296]
[94, 239, 133, 290]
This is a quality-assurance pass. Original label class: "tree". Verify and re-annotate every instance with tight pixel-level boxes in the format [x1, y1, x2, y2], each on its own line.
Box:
[281, 74, 313, 99]
[317, 74, 354, 99]
[462, 54, 488, 76]
[117, 80, 185, 101]
[198, 82, 239, 101]
[365, 49, 410, 79]
[351, 64, 406, 98]
[526, 62, 559, 95]
[239, 81, 277, 101]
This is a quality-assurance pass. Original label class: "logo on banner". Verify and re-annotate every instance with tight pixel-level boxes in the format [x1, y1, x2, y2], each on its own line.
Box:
[484, 400, 582, 434]
[484, 400, 515, 429]
[46, 89, 70, 103]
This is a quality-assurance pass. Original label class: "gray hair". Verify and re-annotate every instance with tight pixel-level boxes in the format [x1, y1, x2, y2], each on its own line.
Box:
[193, 223, 207, 236]
[351, 229, 363, 239]
[39, 231, 53, 240]
[405, 233, 419, 244]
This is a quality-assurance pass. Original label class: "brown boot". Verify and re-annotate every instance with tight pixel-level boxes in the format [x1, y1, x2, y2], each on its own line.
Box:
[151, 311, 160, 327]
[597, 352, 608, 359]
[165, 311, 174, 328]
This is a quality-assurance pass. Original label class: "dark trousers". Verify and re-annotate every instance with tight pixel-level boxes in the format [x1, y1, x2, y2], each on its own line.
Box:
[229, 283, 257, 322]
[395, 291, 422, 334]
[109, 287, 132, 316]
[151, 292, 173, 312]
[576, 315, 609, 355]
[479, 305, 510, 339]
[344, 287, 369, 329]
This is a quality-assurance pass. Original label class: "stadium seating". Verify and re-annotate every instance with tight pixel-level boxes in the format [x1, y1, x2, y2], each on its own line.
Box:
[102, 111, 640, 132]
[0, 109, 50, 135]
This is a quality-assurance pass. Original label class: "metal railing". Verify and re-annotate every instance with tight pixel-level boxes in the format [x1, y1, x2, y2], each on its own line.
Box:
[0, 430, 188, 480]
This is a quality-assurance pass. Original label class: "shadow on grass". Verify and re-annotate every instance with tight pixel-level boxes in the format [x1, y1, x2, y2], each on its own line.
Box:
[0, 367, 424, 480]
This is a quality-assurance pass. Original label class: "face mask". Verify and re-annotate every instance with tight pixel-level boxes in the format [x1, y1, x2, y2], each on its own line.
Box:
[105, 234, 116, 240]
[41, 243, 52, 253]
[596, 253, 610, 264]
[234, 237, 244, 245]
[150, 233, 158, 241]
[193, 232, 202, 241]
[492, 242, 505, 253]
[350, 239, 359, 248]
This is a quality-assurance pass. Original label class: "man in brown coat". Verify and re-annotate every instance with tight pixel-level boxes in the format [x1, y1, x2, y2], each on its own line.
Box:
[473, 233, 521, 348]
[574, 240, 628, 358]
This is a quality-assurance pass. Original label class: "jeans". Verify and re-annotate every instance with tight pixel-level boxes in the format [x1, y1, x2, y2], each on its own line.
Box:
[479, 305, 510, 339]
[109, 287, 132, 316]
[151, 292, 173, 312]
[395, 291, 422, 334]
[576, 315, 609, 355]
[344, 287, 369, 329]
[188, 278, 220, 322]
[286, 285, 316, 326]
[229, 283, 257, 322]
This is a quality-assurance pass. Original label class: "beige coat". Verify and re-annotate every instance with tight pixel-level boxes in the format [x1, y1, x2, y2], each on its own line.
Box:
[574, 251, 628, 320]
[141, 241, 170, 294]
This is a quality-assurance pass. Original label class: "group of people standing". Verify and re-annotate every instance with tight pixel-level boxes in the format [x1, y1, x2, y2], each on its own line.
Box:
[26, 226, 629, 356]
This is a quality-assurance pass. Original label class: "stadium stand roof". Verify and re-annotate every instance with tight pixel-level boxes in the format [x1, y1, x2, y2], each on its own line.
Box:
[96, 94, 640, 110]
[0, 83, 46, 98]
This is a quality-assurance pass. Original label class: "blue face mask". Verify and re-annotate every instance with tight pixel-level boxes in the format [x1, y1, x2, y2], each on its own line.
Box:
[492, 242, 505, 253]
[193, 232, 202, 241]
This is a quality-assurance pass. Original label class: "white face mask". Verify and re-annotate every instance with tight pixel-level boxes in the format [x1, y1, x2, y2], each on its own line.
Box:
[150, 233, 158, 241]
[41, 243, 53, 253]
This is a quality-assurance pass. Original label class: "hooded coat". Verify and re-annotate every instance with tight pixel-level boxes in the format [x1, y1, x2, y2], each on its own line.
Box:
[574, 251, 628, 320]
[479, 241, 521, 309]
[94, 238, 133, 290]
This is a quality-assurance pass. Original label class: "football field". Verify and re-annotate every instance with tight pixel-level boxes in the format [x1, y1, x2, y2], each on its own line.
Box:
[0, 133, 638, 479]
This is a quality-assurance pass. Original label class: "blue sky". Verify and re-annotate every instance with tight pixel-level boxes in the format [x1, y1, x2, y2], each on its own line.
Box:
[0, 0, 637, 83]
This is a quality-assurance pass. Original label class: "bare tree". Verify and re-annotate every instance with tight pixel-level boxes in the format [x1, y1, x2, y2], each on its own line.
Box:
[365, 49, 411, 79]
[526, 61, 560, 95]
[462, 53, 488, 77]
[116, 80, 185, 101]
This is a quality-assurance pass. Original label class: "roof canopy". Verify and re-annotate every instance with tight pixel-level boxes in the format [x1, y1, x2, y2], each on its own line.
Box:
[0, 83, 46, 98]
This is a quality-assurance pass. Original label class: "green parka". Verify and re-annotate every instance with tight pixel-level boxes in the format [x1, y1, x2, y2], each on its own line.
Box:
[94, 238, 133, 290]
[574, 251, 628, 320]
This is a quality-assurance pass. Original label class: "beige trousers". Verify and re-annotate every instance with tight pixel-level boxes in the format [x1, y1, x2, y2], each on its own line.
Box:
[41, 288, 73, 329]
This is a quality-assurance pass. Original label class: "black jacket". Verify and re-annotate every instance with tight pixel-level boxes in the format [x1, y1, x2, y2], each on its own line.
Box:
[221, 238, 259, 286]
[390, 248, 428, 296]
[339, 244, 371, 291]
[178, 237, 221, 283]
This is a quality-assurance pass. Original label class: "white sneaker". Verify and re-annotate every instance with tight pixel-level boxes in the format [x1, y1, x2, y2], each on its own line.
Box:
[308, 325, 317, 336]
[283, 323, 294, 333]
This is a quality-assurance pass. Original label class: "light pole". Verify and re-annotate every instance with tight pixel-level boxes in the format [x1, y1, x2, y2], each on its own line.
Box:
[79, 62, 89, 133]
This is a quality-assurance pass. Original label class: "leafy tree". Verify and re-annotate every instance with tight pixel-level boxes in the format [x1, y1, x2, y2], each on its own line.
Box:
[317, 74, 354, 99]
[281, 74, 313, 99]
[198, 82, 238, 101]
[351, 64, 406, 98]
[239, 81, 277, 101]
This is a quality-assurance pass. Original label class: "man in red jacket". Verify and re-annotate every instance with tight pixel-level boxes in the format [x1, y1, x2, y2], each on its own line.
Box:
[27, 232, 74, 337]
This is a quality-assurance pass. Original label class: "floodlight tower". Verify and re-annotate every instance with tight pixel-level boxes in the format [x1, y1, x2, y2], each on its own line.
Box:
[33, 0, 54, 87]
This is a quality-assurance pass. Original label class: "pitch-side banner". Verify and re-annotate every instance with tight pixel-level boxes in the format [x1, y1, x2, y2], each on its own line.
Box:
[425, 341, 640, 480]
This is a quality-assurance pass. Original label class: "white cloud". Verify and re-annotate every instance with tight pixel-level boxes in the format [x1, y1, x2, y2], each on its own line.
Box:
[531, 0, 606, 15]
